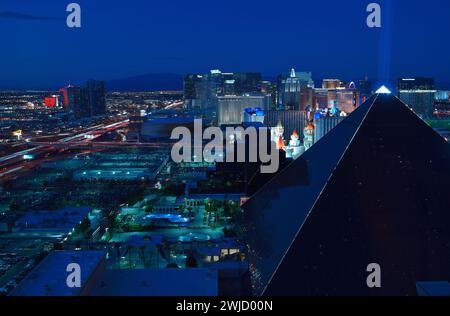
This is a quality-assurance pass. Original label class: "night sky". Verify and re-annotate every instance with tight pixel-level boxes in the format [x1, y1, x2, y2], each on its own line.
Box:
[0, 0, 449, 90]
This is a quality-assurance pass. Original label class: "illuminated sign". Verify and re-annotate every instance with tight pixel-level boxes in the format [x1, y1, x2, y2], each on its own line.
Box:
[44, 96, 58, 107]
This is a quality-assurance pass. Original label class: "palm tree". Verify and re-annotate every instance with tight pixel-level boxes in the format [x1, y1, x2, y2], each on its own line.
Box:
[127, 245, 133, 269]
[114, 243, 121, 270]
[186, 254, 198, 268]
[139, 245, 146, 268]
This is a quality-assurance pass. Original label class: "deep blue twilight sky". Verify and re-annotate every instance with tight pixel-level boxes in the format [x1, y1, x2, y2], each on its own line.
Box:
[0, 0, 449, 90]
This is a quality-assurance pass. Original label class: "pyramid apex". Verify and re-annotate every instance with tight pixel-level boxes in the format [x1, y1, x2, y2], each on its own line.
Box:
[376, 85, 391, 94]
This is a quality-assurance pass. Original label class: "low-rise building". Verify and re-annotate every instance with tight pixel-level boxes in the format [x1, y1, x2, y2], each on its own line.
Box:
[16, 207, 92, 238]
[90, 268, 218, 296]
[9, 251, 106, 296]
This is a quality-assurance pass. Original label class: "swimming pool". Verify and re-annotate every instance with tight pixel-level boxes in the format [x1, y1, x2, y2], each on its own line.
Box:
[144, 213, 191, 224]
[178, 232, 211, 242]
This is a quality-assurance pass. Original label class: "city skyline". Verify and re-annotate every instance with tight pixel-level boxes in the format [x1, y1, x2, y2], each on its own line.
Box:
[1, 0, 450, 301]
[1, 0, 450, 89]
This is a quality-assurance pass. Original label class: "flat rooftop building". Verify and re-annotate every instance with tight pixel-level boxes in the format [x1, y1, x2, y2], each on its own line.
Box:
[16, 207, 91, 238]
[10, 251, 106, 296]
[74, 168, 154, 181]
[416, 282, 450, 296]
[91, 268, 218, 296]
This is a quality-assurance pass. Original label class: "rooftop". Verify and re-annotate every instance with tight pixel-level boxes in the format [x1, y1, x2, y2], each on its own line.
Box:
[10, 251, 106, 296]
[17, 207, 91, 235]
[416, 282, 450, 296]
[91, 268, 218, 296]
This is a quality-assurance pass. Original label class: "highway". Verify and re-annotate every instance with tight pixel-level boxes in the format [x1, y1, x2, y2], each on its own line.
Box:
[0, 147, 40, 163]
[26, 141, 174, 149]
[0, 119, 129, 179]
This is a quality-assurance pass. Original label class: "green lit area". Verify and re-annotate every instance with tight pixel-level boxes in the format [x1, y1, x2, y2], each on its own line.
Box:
[426, 119, 450, 129]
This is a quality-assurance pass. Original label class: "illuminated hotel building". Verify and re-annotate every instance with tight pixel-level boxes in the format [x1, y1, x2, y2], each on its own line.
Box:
[435, 90, 449, 101]
[184, 70, 264, 121]
[60, 85, 86, 119]
[313, 88, 329, 109]
[433, 91, 450, 117]
[281, 69, 302, 110]
[313, 114, 345, 143]
[336, 84, 360, 114]
[359, 75, 373, 100]
[184, 70, 263, 101]
[59, 80, 105, 119]
[86, 80, 106, 117]
[261, 81, 277, 109]
[243, 108, 265, 124]
[217, 95, 269, 126]
[322, 79, 342, 89]
[398, 78, 436, 118]
[314, 81, 360, 114]
[265, 110, 309, 141]
[300, 86, 314, 111]
[277, 69, 314, 110]
[44, 96, 59, 108]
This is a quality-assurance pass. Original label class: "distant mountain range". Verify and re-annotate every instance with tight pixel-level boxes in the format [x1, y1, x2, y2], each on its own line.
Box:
[106, 73, 184, 92]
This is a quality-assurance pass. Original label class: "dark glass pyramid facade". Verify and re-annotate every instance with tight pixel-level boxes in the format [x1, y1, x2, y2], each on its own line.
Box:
[240, 94, 450, 296]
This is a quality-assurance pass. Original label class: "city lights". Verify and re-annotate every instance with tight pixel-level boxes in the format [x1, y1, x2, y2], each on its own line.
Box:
[0, 0, 449, 304]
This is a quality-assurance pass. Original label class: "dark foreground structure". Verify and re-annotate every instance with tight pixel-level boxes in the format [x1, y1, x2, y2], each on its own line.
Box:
[241, 94, 450, 296]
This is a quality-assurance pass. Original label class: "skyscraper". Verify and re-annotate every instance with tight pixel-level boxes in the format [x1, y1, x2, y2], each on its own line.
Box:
[223, 79, 236, 96]
[241, 94, 450, 296]
[183, 74, 202, 99]
[86, 80, 106, 117]
[261, 81, 277, 109]
[233, 72, 262, 95]
[359, 75, 373, 100]
[277, 69, 314, 110]
[183, 70, 264, 121]
[60, 85, 86, 119]
[282, 69, 302, 110]
[397, 78, 436, 118]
